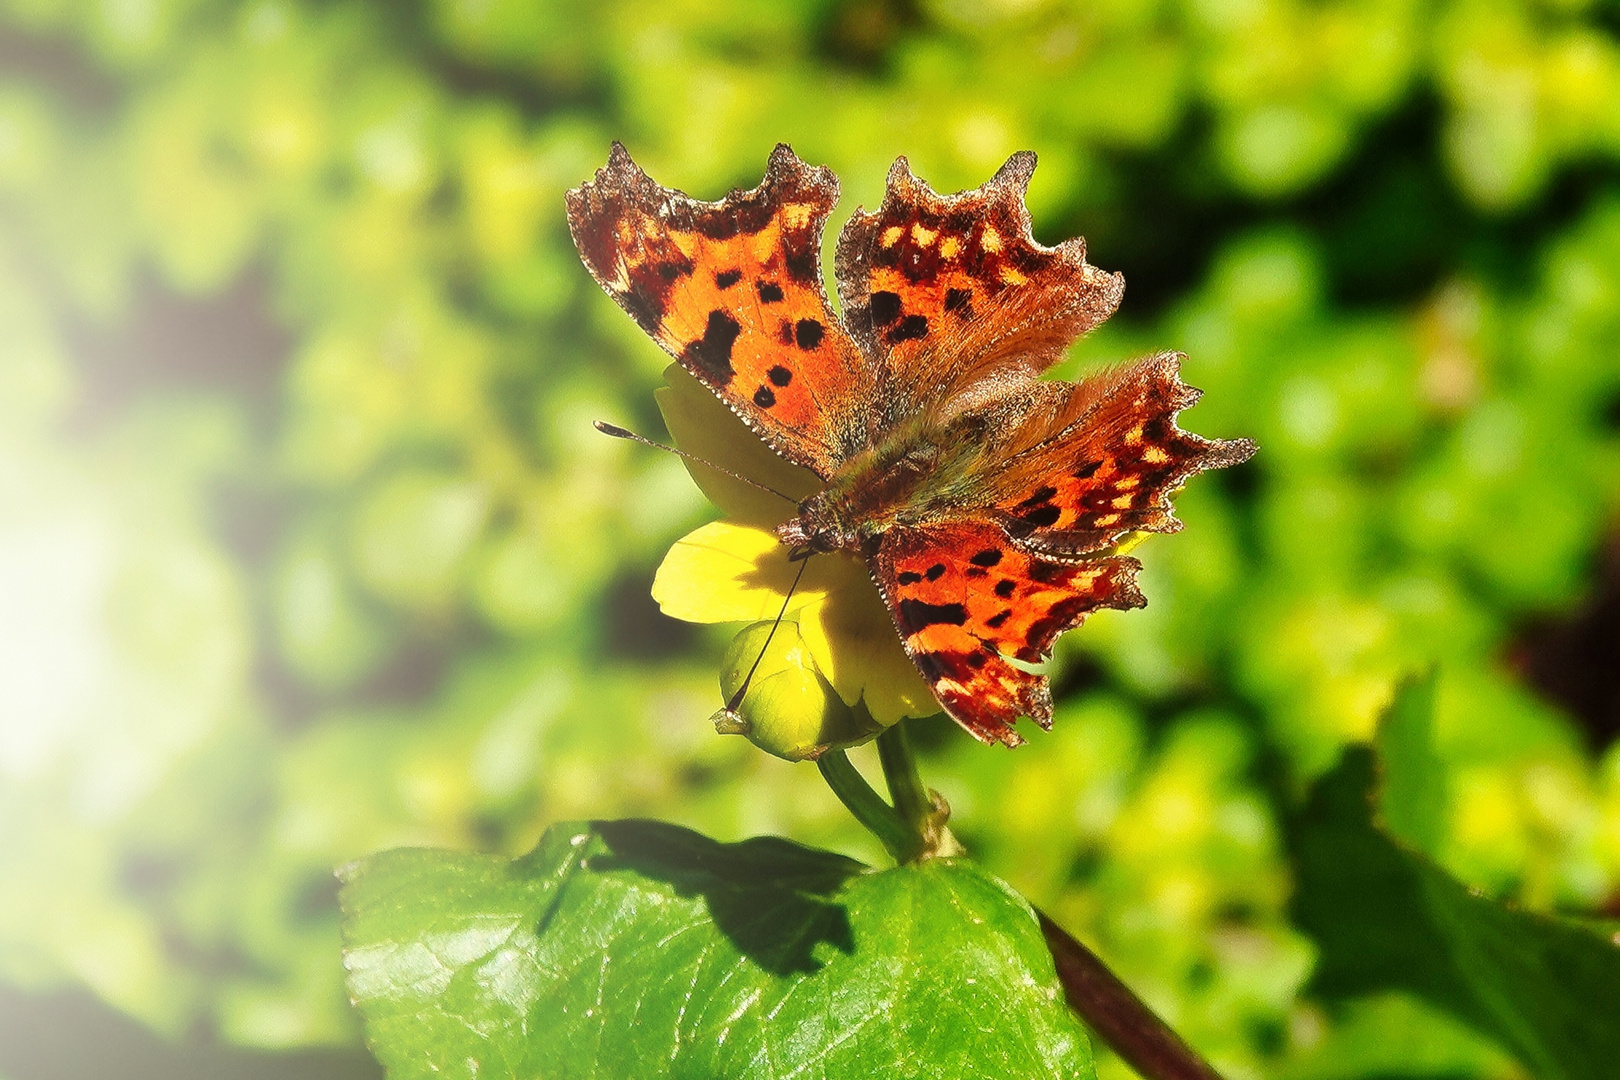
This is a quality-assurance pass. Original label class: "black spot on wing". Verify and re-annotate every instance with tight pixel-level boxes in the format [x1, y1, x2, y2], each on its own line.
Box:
[768, 365, 793, 387]
[896, 571, 922, 586]
[1074, 460, 1102, 479]
[994, 579, 1016, 598]
[785, 247, 818, 284]
[795, 319, 825, 350]
[682, 309, 741, 384]
[869, 291, 902, 325]
[658, 261, 693, 282]
[886, 314, 928, 344]
[898, 599, 968, 629]
[1022, 505, 1062, 528]
[753, 386, 776, 408]
[970, 548, 1002, 567]
[1018, 486, 1058, 510]
[925, 563, 946, 581]
[757, 280, 784, 303]
[944, 287, 973, 316]
[715, 269, 742, 289]
[985, 609, 1012, 629]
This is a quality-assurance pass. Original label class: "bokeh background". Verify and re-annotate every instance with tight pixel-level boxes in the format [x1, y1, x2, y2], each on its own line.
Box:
[2, 1, 1619, 1078]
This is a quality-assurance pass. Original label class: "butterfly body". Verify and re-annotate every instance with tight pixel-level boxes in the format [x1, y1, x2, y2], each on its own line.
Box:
[780, 413, 993, 554]
[567, 143, 1255, 746]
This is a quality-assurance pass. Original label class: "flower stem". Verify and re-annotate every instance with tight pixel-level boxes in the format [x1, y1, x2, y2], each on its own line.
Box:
[816, 749, 922, 864]
[874, 720, 963, 860]
[1038, 909, 1226, 1080]
[874, 721, 930, 836]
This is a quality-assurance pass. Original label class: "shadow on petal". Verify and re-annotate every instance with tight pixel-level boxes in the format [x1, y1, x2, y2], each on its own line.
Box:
[796, 555, 936, 724]
[656, 365, 820, 529]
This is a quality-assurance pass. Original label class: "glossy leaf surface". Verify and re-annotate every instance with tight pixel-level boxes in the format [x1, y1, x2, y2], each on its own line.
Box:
[341, 820, 1093, 1079]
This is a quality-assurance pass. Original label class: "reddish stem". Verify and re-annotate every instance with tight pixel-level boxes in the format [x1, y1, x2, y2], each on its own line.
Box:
[1038, 911, 1226, 1080]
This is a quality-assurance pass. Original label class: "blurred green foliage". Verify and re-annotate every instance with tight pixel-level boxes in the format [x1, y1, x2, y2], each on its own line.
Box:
[2, 1, 1619, 1077]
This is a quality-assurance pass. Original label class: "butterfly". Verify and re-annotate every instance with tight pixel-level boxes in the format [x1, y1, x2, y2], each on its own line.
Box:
[567, 143, 1255, 747]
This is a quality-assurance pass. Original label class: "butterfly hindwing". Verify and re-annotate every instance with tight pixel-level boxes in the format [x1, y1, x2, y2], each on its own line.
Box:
[984, 354, 1258, 556]
[835, 152, 1123, 422]
[567, 143, 871, 477]
[870, 523, 1144, 746]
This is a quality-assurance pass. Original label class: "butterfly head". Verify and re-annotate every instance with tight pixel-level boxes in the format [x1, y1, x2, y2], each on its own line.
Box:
[775, 491, 860, 555]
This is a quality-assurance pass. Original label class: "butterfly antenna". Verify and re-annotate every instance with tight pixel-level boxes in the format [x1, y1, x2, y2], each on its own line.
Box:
[594, 421, 798, 504]
[712, 553, 812, 728]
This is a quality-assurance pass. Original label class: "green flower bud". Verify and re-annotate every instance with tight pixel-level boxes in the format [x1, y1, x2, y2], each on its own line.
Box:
[714, 621, 881, 761]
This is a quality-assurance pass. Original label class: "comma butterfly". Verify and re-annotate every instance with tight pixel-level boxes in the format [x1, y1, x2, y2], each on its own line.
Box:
[567, 144, 1256, 746]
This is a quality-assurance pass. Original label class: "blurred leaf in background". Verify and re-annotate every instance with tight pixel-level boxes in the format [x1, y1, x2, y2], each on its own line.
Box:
[0, 1, 1619, 1078]
[1292, 674, 1620, 1080]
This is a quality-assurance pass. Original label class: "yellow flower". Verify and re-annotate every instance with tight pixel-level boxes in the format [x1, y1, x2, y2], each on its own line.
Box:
[650, 365, 938, 742]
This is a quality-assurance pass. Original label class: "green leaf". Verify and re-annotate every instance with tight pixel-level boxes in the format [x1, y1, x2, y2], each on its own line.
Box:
[1372, 670, 1447, 857]
[340, 820, 1092, 1080]
[1292, 682, 1620, 1080]
[1277, 992, 1517, 1080]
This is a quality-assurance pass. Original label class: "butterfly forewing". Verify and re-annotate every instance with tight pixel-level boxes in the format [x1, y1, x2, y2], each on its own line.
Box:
[834, 153, 1123, 423]
[567, 143, 871, 478]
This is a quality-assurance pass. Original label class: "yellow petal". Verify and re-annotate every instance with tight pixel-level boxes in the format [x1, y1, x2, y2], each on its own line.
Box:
[652, 521, 842, 624]
[793, 553, 937, 726]
[655, 365, 819, 528]
[655, 523, 938, 725]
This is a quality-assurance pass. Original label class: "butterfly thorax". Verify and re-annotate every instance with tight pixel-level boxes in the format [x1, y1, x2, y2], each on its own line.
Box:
[775, 413, 987, 554]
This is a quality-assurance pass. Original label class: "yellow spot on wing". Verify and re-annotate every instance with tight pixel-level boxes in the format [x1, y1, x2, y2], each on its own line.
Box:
[1142, 446, 1169, 464]
[1094, 512, 1122, 526]
[911, 223, 938, 247]
[881, 225, 904, 248]
[939, 235, 962, 258]
[980, 226, 1002, 252]
[1000, 267, 1027, 285]
[1124, 424, 1144, 445]
[782, 203, 814, 229]
[1116, 476, 1140, 490]
[1111, 495, 1134, 509]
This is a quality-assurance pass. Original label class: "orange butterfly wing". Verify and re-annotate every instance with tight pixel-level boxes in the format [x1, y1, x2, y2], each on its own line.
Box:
[871, 523, 1145, 746]
[983, 353, 1258, 556]
[834, 152, 1123, 422]
[567, 143, 872, 477]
